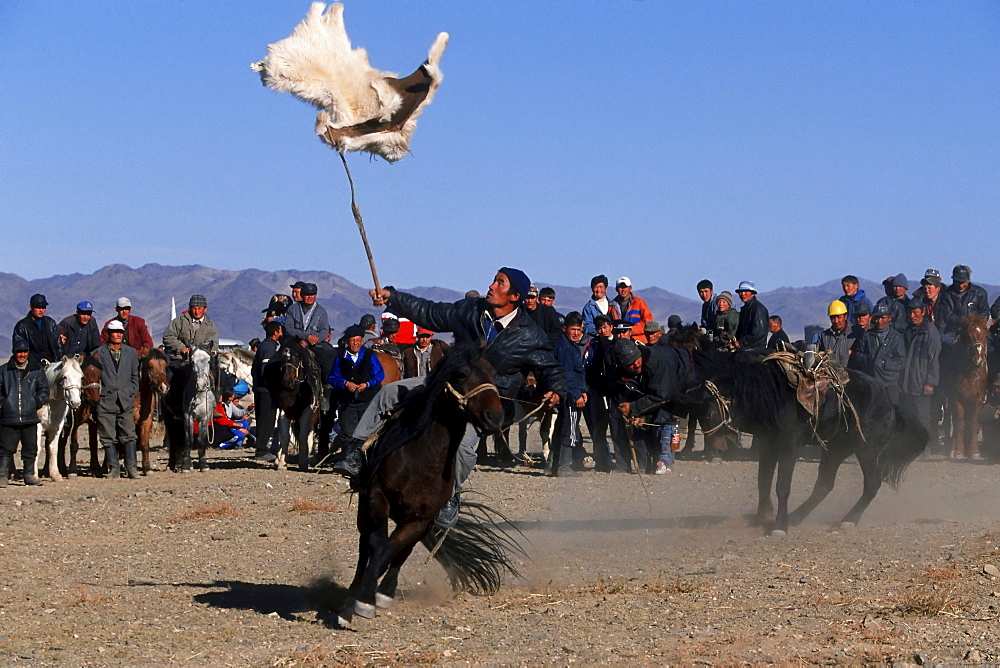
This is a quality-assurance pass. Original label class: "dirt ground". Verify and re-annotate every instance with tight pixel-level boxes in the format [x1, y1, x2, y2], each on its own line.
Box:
[2, 430, 1000, 667]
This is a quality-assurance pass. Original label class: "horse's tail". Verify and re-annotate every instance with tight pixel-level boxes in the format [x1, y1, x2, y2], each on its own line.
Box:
[877, 407, 928, 488]
[420, 499, 528, 595]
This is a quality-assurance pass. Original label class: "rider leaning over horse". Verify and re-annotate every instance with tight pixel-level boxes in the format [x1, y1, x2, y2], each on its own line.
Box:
[163, 295, 219, 366]
[335, 267, 567, 527]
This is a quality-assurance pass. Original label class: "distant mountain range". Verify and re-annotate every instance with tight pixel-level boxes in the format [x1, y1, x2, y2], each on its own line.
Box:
[1, 264, 996, 353]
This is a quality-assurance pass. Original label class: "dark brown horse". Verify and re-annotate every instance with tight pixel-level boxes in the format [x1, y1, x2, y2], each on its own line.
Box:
[344, 345, 520, 621]
[265, 344, 322, 471]
[57, 354, 103, 477]
[135, 349, 169, 473]
[942, 314, 989, 459]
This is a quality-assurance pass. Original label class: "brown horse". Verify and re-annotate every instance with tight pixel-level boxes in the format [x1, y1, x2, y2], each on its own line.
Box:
[942, 314, 989, 459]
[373, 350, 403, 385]
[57, 354, 103, 477]
[135, 349, 169, 473]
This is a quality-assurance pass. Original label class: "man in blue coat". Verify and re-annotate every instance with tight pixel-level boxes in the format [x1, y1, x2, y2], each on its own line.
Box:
[550, 312, 588, 476]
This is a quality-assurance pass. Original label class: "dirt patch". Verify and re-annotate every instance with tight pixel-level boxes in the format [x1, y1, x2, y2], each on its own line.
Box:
[1, 443, 999, 665]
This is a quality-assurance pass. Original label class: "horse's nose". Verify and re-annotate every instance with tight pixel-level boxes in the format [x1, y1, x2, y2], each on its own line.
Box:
[481, 407, 504, 433]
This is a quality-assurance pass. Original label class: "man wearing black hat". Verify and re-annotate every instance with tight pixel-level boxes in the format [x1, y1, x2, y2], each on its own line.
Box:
[0, 341, 49, 486]
[58, 301, 101, 357]
[359, 314, 379, 347]
[900, 297, 941, 436]
[875, 273, 909, 334]
[290, 281, 306, 304]
[938, 265, 990, 337]
[912, 270, 945, 332]
[523, 285, 562, 344]
[361, 268, 566, 525]
[12, 294, 63, 366]
[849, 301, 906, 404]
[583, 314, 618, 471]
[611, 337, 689, 475]
[163, 295, 219, 361]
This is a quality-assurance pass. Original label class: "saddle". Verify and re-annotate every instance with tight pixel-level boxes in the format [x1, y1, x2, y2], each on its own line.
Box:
[763, 348, 850, 420]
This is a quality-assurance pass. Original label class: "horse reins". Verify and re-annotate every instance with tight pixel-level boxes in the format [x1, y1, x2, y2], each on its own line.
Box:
[445, 381, 499, 410]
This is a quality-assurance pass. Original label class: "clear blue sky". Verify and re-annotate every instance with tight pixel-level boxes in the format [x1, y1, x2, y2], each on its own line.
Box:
[3, 2, 998, 296]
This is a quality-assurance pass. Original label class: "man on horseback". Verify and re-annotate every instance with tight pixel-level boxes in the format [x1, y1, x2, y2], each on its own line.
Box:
[12, 294, 63, 366]
[101, 298, 154, 356]
[341, 268, 566, 526]
[938, 265, 991, 340]
[163, 295, 219, 362]
[58, 301, 101, 357]
[735, 281, 769, 350]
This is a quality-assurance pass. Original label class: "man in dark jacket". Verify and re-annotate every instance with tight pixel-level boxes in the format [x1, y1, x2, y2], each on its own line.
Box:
[765, 316, 791, 351]
[251, 321, 282, 463]
[814, 301, 858, 367]
[938, 264, 991, 337]
[96, 320, 141, 479]
[550, 312, 588, 476]
[849, 302, 906, 404]
[0, 341, 49, 485]
[329, 325, 385, 454]
[900, 298, 941, 436]
[59, 301, 101, 357]
[613, 338, 688, 474]
[839, 275, 874, 326]
[12, 293, 63, 366]
[403, 328, 450, 378]
[875, 273, 909, 334]
[358, 267, 566, 526]
[697, 279, 717, 332]
[583, 315, 617, 471]
[735, 281, 769, 350]
[524, 285, 563, 344]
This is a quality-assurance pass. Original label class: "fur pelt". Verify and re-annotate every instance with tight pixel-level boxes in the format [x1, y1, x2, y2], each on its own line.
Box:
[252, 2, 448, 162]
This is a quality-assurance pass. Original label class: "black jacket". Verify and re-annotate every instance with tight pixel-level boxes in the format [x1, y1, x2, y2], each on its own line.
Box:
[12, 314, 63, 365]
[938, 283, 991, 333]
[525, 303, 563, 344]
[735, 296, 769, 350]
[252, 338, 281, 389]
[58, 315, 101, 356]
[615, 346, 689, 425]
[849, 326, 905, 399]
[901, 319, 941, 395]
[386, 289, 567, 401]
[0, 358, 49, 426]
[766, 328, 790, 351]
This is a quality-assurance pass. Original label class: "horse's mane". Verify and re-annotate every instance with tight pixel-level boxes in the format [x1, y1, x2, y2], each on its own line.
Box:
[228, 347, 255, 366]
[960, 313, 989, 339]
[378, 344, 486, 452]
[668, 324, 711, 351]
[711, 352, 794, 430]
[142, 348, 167, 366]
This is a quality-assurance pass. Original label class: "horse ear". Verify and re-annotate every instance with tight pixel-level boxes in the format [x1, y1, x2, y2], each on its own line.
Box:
[41, 359, 51, 369]
[74, 353, 83, 363]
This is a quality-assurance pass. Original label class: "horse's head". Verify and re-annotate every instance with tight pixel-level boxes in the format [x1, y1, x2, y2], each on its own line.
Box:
[279, 346, 305, 391]
[441, 349, 503, 434]
[142, 348, 169, 395]
[191, 349, 213, 394]
[60, 355, 85, 410]
[959, 314, 989, 368]
[80, 355, 103, 406]
[667, 324, 710, 351]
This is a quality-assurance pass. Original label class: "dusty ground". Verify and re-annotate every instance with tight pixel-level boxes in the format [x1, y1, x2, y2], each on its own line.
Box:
[2, 433, 999, 667]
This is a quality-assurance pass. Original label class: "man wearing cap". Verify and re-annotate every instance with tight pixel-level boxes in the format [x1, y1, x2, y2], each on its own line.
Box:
[912, 270, 945, 332]
[734, 281, 769, 350]
[938, 265, 990, 337]
[96, 320, 141, 479]
[849, 302, 906, 404]
[814, 301, 858, 367]
[359, 314, 379, 347]
[875, 274, 909, 334]
[524, 285, 562, 344]
[251, 321, 283, 462]
[403, 327, 450, 378]
[0, 341, 49, 486]
[643, 321, 665, 346]
[838, 275, 874, 326]
[550, 312, 588, 476]
[851, 300, 873, 334]
[714, 291, 739, 346]
[58, 301, 101, 357]
[101, 298, 154, 356]
[582, 275, 612, 338]
[583, 314, 617, 471]
[612, 337, 688, 475]
[12, 294, 63, 365]
[329, 324, 385, 454]
[609, 276, 654, 339]
[163, 295, 219, 361]
[364, 268, 566, 524]
[765, 316, 790, 352]
[697, 280, 718, 333]
[900, 297, 941, 436]
[290, 281, 306, 304]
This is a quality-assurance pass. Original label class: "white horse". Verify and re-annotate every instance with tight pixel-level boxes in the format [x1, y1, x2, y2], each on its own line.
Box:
[35, 355, 85, 482]
[218, 348, 254, 394]
[184, 349, 215, 472]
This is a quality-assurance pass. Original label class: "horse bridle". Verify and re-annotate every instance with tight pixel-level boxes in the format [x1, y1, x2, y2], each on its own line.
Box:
[445, 381, 499, 410]
[282, 353, 305, 385]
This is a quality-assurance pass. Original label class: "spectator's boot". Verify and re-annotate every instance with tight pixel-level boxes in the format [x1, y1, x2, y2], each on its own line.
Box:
[0, 455, 11, 487]
[332, 439, 364, 479]
[124, 441, 140, 479]
[22, 459, 43, 486]
[106, 444, 121, 479]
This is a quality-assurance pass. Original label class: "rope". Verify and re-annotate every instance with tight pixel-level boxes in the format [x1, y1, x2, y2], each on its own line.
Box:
[700, 380, 733, 437]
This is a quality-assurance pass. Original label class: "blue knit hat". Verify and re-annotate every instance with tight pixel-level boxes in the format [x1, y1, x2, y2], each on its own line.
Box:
[498, 267, 530, 302]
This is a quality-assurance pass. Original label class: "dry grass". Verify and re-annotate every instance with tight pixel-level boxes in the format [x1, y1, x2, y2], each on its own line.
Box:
[923, 564, 961, 581]
[894, 583, 964, 617]
[290, 498, 341, 514]
[168, 502, 237, 522]
[66, 586, 108, 607]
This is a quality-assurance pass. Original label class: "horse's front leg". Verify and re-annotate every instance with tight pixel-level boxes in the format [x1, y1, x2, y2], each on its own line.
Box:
[354, 515, 393, 619]
[197, 420, 209, 472]
[376, 519, 433, 609]
[754, 435, 778, 526]
[182, 417, 195, 472]
[88, 419, 101, 476]
[839, 437, 881, 528]
[771, 442, 800, 536]
[951, 401, 967, 458]
[46, 410, 65, 482]
[967, 404, 983, 459]
[136, 397, 154, 473]
[275, 415, 290, 470]
[789, 442, 851, 526]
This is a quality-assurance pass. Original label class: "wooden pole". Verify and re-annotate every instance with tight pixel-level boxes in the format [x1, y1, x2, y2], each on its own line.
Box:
[338, 150, 381, 294]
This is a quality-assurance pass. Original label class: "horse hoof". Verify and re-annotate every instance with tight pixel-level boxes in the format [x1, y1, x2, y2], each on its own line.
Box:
[839, 521, 856, 530]
[276, 464, 287, 471]
[67, 473, 78, 479]
[971, 454, 983, 461]
[375, 593, 394, 609]
[180, 469, 191, 475]
[769, 529, 787, 539]
[354, 600, 376, 619]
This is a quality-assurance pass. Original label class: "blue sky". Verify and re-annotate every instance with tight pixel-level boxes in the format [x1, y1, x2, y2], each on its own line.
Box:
[3, 2, 998, 297]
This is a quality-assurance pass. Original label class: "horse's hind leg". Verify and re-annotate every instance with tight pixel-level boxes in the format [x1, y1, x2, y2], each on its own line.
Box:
[839, 439, 882, 528]
[967, 405, 983, 460]
[789, 444, 851, 526]
[377, 521, 431, 608]
[88, 421, 101, 476]
[353, 517, 393, 618]
[770, 443, 799, 535]
[754, 436, 778, 527]
[951, 402, 967, 458]
[197, 423, 209, 472]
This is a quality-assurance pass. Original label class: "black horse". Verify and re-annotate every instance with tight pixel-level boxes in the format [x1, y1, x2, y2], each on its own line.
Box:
[685, 350, 927, 536]
[264, 342, 322, 471]
[344, 344, 522, 621]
